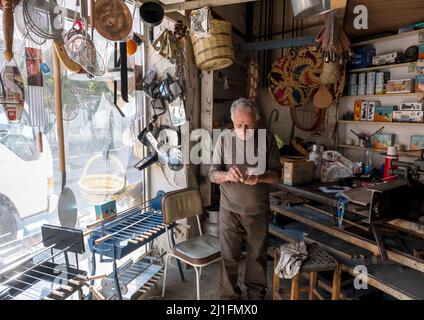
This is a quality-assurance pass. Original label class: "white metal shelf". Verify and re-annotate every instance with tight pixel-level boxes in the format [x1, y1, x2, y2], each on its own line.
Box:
[341, 92, 421, 99]
[352, 30, 420, 47]
[338, 120, 424, 126]
[338, 144, 420, 158]
[348, 62, 416, 73]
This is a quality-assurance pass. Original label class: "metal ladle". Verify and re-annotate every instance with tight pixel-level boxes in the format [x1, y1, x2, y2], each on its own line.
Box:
[53, 47, 77, 228]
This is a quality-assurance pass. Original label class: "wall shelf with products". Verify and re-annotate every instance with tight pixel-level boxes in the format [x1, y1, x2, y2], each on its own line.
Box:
[338, 144, 420, 158]
[338, 120, 424, 126]
[352, 29, 421, 47]
[347, 27, 423, 98]
[342, 92, 422, 99]
[338, 27, 424, 163]
[348, 62, 416, 73]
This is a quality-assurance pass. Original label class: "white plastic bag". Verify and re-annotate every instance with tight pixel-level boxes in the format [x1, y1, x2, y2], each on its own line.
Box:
[320, 150, 359, 182]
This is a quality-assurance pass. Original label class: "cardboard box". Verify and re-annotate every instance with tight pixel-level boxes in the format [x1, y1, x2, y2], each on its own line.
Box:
[366, 72, 376, 95]
[375, 72, 390, 94]
[386, 78, 415, 94]
[354, 100, 362, 121]
[416, 74, 424, 92]
[398, 102, 423, 111]
[374, 105, 394, 122]
[375, 84, 385, 95]
[348, 84, 358, 96]
[376, 71, 391, 85]
[282, 159, 314, 186]
[94, 200, 117, 221]
[367, 101, 377, 121]
[358, 72, 366, 86]
[416, 60, 424, 74]
[372, 52, 402, 66]
[410, 135, 424, 151]
[370, 133, 396, 150]
[349, 73, 357, 85]
[419, 44, 424, 60]
[360, 101, 368, 121]
[393, 110, 424, 123]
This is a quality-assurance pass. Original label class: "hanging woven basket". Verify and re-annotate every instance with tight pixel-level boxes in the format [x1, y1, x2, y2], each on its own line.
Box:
[268, 47, 323, 108]
[190, 19, 235, 71]
[79, 154, 127, 204]
[319, 61, 341, 85]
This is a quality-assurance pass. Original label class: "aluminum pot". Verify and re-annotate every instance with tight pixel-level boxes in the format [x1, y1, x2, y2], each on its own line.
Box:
[205, 208, 219, 224]
[202, 221, 220, 237]
[290, 0, 332, 19]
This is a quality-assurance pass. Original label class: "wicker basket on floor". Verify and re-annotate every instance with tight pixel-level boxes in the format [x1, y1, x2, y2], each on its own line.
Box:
[79, 154, 127, 204]
[190, 19, 235, 71]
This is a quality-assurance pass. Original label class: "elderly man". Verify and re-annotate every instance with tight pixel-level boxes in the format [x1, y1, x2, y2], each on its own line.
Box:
[209, 98, 282, 300]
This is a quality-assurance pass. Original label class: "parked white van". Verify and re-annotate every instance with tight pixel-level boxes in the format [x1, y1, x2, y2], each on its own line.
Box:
[0, 107, 55, 245]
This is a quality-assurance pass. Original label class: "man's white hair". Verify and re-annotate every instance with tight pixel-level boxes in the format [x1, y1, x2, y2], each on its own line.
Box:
[230, 98, 260, 121]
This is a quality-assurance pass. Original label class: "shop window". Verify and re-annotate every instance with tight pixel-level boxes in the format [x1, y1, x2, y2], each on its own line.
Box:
[0, 6, 146, 266]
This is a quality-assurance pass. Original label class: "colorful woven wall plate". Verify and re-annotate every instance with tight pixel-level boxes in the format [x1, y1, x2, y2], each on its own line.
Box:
[268, 47, 323, 108]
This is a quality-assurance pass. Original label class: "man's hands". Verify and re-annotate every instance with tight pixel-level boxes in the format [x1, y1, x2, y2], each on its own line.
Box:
[226, 166, 261, 185]
[227, 165, 245, 183]
[211, 166, 279, 185]
[244, 175, 260, 185]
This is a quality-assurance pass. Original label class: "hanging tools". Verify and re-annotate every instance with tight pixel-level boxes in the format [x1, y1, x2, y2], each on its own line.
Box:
[315, 10, 352, 64]
[267, 108, 279, 132]
[350, 126, 384, 143]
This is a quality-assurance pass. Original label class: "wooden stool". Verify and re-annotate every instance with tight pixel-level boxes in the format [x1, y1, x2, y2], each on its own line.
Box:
[273, 243, 342, 300]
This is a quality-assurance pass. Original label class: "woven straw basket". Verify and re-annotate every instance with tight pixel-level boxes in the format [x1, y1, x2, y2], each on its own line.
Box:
[190, 19, 235, 71]
[79, 154, 127, 204]
[319, 61, 341, 85]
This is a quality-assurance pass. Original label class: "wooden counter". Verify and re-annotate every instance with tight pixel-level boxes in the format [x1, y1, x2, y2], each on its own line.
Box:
[269, 183, 424, 300]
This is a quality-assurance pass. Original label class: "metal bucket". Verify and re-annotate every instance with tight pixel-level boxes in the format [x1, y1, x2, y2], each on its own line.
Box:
[290, 0, 333, 19]
[205, 205, 220, 224]
[202, 221, 220, 237]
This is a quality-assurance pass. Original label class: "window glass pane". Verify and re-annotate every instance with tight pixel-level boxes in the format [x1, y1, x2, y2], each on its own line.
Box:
[0, 5, 145, 266]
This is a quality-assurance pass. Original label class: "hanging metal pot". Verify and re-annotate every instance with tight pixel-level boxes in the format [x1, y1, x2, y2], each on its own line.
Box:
[94, 0, 133, 41]
[139, 1, 164, 43]
[290, 0, 333, 19]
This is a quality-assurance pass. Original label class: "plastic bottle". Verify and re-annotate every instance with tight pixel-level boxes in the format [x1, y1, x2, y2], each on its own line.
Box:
[309, 144, 323, 180]
[364, 148, 374, 176]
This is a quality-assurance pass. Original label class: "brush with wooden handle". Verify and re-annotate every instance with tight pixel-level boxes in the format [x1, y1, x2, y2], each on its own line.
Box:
[2, 0, 16, 61]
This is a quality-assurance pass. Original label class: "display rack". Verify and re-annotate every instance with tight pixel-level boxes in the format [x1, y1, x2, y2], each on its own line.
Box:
[338, 29, 423, 160]
[338, 144, 420, 158]
[338, 120, 424, 126]
[341, 92, 421, 99]
[352, 29, 421, 47]
[348, 62, 416, 73]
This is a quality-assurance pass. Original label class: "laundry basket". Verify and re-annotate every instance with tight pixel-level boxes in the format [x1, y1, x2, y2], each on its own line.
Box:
[79, 154, 127, 204]
[190, 19, 235, 71]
